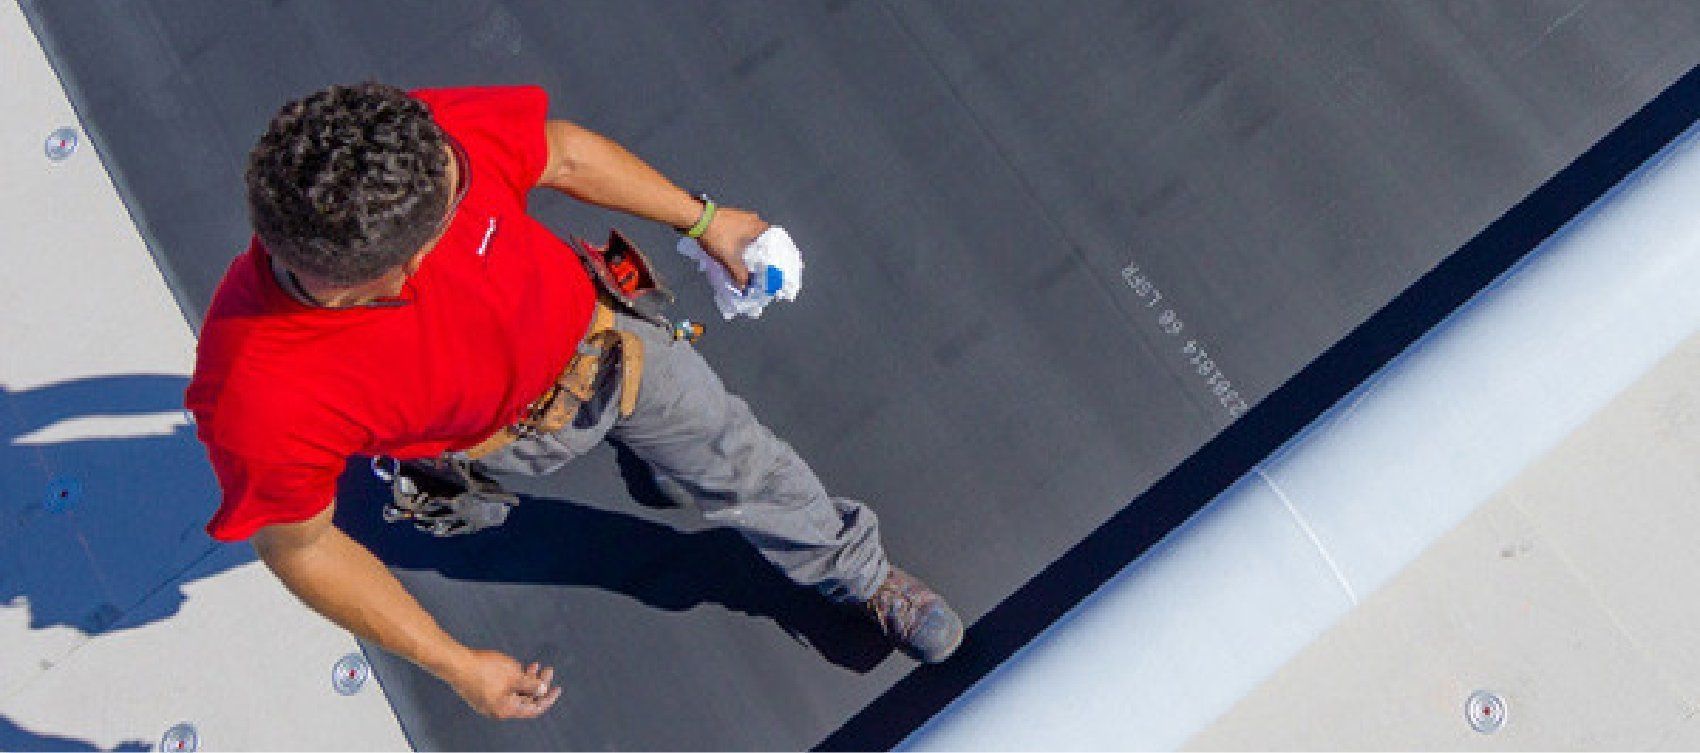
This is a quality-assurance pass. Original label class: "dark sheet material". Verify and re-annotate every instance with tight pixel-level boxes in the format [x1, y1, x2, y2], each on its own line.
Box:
[23, 2, 1700, 749]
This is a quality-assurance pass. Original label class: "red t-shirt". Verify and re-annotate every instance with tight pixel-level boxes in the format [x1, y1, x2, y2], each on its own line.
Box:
[187, 85, 596, 542]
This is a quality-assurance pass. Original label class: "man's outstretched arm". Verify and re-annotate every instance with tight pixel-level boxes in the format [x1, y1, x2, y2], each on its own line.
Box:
[252, 504, 562, 719]
[539, 119, 769, 287]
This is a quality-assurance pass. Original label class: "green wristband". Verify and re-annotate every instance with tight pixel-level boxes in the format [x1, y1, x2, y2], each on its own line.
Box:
[685, 197, 717, 239]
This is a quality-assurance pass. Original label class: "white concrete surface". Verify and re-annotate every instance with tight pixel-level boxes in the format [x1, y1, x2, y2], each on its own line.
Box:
[905, 92, 1700, 753]
[1191, 330, 1700, 750]
[0, 3, 407, 749]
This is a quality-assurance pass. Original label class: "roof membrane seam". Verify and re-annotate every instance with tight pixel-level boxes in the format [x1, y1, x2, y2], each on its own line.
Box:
[1255, 467, 1359, 606]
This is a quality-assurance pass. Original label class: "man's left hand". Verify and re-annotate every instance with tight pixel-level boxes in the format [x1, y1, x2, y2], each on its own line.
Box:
[697, 206, 769, 290]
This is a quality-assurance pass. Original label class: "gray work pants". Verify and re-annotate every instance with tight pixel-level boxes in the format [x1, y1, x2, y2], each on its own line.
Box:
[474, 311, 890, 604]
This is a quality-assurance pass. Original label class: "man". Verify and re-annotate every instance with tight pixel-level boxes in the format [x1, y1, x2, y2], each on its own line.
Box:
[185, 83, 962, 720]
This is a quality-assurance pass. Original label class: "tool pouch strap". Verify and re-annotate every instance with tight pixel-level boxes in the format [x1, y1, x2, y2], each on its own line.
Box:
[551, 299, 644, 420]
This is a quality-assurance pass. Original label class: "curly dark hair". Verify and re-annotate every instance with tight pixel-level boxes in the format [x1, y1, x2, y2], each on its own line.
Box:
[246, 82, 450, 285]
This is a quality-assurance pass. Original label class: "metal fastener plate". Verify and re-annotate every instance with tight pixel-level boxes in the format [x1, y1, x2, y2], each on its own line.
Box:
[333, 652, 370, 695]
[44, 477, 82, 513]
[45, 127, 78, 161]
[1466, 690, 1507, 734]
[161, 722, 199, 752]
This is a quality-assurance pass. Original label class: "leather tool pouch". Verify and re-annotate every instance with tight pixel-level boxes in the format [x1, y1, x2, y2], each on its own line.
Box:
[570, 229, 674, 330]
[373, 455, 520, 537]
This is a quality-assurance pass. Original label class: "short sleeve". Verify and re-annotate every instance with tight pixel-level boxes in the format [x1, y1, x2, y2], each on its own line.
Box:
[201, 441, 340, 542]
[190, 362, 357, 543]
[410, 85, 550, 198]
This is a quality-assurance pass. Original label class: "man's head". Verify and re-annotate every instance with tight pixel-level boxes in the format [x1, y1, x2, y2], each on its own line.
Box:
[246, 82, 451, 286]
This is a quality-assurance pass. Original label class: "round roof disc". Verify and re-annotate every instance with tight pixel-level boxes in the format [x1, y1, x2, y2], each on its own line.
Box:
[44, 477, 83, 513]
[45, 127, 78, 161]
[333, 652, 371, 695]
[1466, 690, 1507, 734]
[160, 722, 200, 752]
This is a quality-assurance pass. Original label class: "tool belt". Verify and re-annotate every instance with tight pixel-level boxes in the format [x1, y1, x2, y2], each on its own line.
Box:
[377, 229, 680, 536]
[458, 297, 640, 459]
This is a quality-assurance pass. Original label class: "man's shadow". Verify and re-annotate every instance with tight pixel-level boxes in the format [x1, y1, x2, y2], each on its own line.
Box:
[0, 375, 244, 637]
[0, 714, 148, 752]
[2, 373, 889, 674]
[334, 444, 894, 673]
[0, 375, 231, 752]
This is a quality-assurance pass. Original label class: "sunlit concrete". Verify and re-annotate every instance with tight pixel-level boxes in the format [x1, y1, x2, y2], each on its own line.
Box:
[1192, 330, 1700, 750]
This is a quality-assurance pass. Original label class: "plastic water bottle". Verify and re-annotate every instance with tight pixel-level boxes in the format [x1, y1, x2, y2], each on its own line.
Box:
[745, 262, 785, 300]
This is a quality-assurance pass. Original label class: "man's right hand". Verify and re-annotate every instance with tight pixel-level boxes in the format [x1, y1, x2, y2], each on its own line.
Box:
[253, 506, 562, 721]
[443, 649, 563, 720]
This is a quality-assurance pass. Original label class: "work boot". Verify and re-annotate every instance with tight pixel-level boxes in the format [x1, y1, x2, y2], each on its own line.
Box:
[862, 567, 964, 663]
